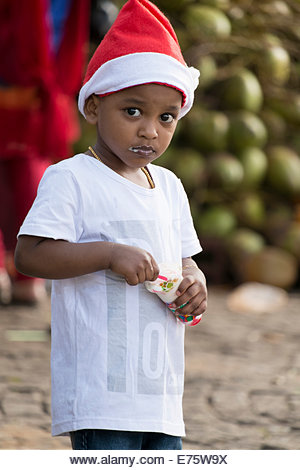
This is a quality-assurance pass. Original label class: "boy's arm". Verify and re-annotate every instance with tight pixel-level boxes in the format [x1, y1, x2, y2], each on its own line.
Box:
[15, 235, 159, 285]
[169, 257, 207, 317]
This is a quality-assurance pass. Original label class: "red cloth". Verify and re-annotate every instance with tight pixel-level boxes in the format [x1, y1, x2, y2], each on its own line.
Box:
[0, 156, 48, 250]
[0, 231, 5, 269]
[0, 155, 49, 281]
[0, 0, 90, 282]
[0, 0, 90, 161]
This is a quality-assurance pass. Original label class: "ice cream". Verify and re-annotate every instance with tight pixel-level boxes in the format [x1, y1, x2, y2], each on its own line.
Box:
[145, 262, 202, 326]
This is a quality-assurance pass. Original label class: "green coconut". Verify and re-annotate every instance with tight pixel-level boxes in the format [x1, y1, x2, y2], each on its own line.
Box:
[155, 146, 176, 170]
[226, 228, 265, 281]
[234, 193, 266, 230]
[227, 228, 265, 259]
[184, 5, 231, 38]
[260, 109, 286, 142]
[266, 146, 300, 196]
[279, 223, 300, 260]
[228, 111, 268, 152]
[263, 204, 293, 244]
[189, 199, 201, 221]
[261, 33, 282, 47]
[282, 95, 300, 125]
[155, 0, 191, 12]
[196, 205, 237, 238]
[197, 56, 218, 88]
[187, 110, 229, 152]
[266, 95, 300, 126]
[238, 147, 268, 188]
[261, 46, 291, 85]
[291, 134, 300, 156]
[200, 0, 230, 10]
[261, 1, 291, 16]
[222, 69, 263, 113]
[172, 27, 191, 52]
[243, 246, 298, 289]
[208, 153, 244, 191]
[173, 148, 206, 192]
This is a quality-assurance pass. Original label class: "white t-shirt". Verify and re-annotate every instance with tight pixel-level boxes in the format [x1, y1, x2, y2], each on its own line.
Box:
[18, 154, 202, 437]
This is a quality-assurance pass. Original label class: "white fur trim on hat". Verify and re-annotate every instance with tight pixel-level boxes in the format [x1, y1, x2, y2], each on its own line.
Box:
[78, 52, 200, 120]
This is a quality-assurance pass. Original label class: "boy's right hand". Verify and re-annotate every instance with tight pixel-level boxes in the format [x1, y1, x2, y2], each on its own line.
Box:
[109, 244, 159, 285]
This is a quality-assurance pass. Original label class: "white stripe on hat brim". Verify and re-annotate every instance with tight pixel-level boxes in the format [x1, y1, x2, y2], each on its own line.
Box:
[78, 52, 199, 120]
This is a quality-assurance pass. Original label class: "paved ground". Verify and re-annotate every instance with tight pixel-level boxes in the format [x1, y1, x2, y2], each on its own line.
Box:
[0, 286, 299, 450]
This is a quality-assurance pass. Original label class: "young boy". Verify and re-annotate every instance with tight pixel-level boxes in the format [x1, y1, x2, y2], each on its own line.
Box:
[15, 0, 207, 450]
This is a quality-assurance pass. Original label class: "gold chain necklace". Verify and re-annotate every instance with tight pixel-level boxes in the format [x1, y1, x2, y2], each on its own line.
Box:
[88, 146, 155, 189]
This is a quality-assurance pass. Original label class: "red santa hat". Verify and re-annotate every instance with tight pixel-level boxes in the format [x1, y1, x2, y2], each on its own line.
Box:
[78, 0, 199, 119]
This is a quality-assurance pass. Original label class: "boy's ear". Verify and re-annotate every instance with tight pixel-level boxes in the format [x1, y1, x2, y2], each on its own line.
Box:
[84, 95, 100, 124]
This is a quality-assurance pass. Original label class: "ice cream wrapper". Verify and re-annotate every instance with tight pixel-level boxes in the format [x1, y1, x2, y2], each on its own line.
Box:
[145, 262, 202, 326]
[144, 262, 182, 303]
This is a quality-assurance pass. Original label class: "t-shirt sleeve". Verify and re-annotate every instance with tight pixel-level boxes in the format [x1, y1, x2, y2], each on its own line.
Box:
[178, 179, 202, 258]
[18, 165, 82, 242]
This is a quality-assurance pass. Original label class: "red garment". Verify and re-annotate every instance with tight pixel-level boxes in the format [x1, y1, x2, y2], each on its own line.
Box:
[0, 155, 49, 281]
[0, 0, 90, 283]
[0, 156, 49, 250]
[0, 230, 5, 269]
[0, 0, 90, 161]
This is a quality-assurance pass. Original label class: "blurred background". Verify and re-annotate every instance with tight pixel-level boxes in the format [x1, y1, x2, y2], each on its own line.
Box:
[1, 0, 300, 300]
[0, 0, 300, 451]
[78, 0, 300, 292]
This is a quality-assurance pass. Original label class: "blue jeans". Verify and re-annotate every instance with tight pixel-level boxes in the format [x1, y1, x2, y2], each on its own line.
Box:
[70, 429, 182, 450]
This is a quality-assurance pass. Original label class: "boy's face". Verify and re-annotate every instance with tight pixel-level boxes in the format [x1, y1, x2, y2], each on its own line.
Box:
[86, 84, 182, 173]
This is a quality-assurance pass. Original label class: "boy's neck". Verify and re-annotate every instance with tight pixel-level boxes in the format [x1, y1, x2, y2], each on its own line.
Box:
[87, 147, 155, 189]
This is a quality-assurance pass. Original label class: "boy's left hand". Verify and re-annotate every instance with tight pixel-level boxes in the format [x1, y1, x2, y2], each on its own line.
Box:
[170, 261, 207, 318]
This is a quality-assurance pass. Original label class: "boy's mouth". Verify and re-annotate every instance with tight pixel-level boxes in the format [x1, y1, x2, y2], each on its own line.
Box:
[129, 146, 155, 156]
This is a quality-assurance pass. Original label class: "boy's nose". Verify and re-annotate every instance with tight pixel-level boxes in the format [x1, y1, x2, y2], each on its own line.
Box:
[138, 120, 158, 139]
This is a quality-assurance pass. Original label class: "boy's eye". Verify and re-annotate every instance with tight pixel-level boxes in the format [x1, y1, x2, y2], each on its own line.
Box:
[160, 113, 174, 123]
[126, 108, 141, 117]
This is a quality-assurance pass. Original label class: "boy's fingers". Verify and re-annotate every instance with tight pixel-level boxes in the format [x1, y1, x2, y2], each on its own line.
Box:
[143, 257, 159, 282]
[126, 256, 159, 284]
[174, 295, 207, 316]
[143, 260, 153, 282]
[144, 266, 154, 282]
[125, 272, 140, 285]
[172, 283, 207, 314]
[175, 279, 198, 304]
[151, 259, 160, 280]
[198, 298, 208, 315]
[175, 275, 194, 297]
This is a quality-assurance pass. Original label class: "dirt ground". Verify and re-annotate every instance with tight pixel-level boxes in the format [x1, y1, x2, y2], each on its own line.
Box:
[0, 285, 300, 450]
